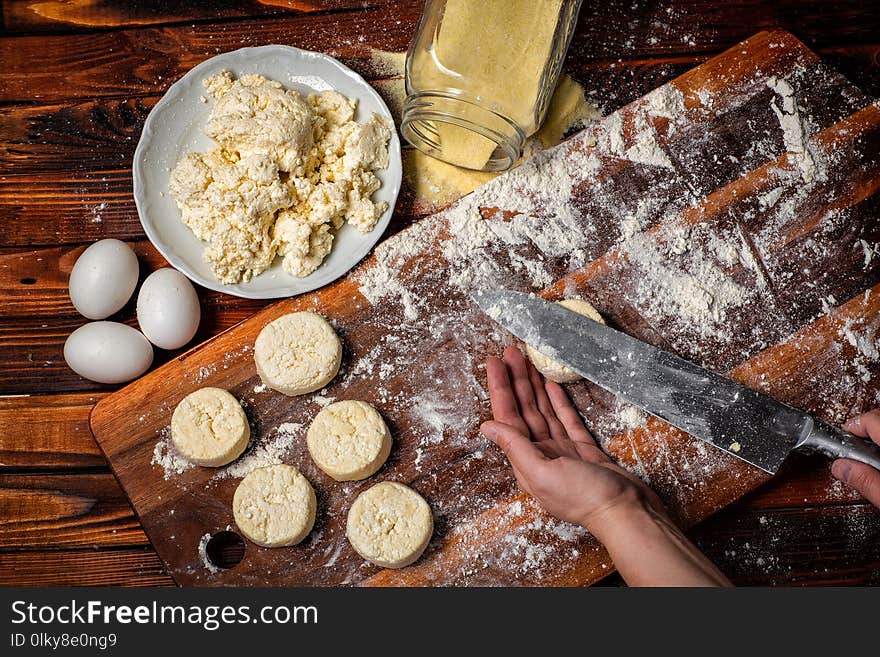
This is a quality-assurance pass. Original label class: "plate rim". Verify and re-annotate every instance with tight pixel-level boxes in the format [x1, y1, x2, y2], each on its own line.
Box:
[132, 44, 402, 300]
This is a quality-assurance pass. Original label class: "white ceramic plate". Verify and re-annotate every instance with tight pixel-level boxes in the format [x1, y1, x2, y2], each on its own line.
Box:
[133, 45, 402, 299]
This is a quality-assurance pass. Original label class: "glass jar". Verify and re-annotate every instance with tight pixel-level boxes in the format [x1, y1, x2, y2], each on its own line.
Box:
[402, 0, 583, 172]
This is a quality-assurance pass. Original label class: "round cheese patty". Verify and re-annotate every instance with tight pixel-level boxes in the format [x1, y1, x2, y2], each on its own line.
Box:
[525, 298, 604, 383]
[254, 311, 342, 396]
[346, 482, 433, 568]
[307, 400, 391, 481]
[170, 387, 250, 466]
[233, 464, 317, 548]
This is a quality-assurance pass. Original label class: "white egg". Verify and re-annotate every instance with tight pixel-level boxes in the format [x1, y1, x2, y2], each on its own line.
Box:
[136, 268, 201, 350]
[64, 322, 154, 384]
[68, 239, 139, 320]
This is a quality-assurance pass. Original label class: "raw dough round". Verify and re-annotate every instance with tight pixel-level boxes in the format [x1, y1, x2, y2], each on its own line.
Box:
[254, 311, 342, 396]
[233, 464, 317, 548]
[307, 400, 392, 481]
[346, 481, 433, 568]
[525, 298, 605, 383]
[170, 387, 250, 466]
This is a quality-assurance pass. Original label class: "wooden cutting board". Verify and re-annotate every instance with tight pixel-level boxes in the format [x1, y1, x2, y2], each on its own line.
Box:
[90, 30, 880, 586]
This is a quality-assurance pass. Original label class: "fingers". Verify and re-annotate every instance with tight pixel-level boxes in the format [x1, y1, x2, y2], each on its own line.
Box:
[545, 380, 596, 445]
[832, 458, 880, 508]
[502, 346, 552, 441]
[525, 357, 569, 441]
[843, 410, 880, 444]
[486, 355, 527, 432]
[481, 420, 548, 477]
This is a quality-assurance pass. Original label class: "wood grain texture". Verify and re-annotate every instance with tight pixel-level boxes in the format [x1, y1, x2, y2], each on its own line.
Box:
[0, 392, 106, 468]
[4, 1, 880, 104]
[0, 549, 174, 587]
[692, 503, 880, 586]
[0, 1, 395, 34]
[0, 7, 416, 103]
[87, 31, 880, 586]
[0, 473, 145, 548]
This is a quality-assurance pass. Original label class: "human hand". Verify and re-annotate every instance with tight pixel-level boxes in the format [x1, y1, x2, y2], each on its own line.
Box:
[833, 410, 880, 508]
[480, 345, 668, 537]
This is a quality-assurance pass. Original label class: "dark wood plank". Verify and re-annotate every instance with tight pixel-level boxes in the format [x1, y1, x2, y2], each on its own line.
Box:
[0, 0, 395, 34]
[0, 392, 106, 469]
[1, 500, 873, 587]
[0, 96, 156, 176]
[0, 473, 147, 548]
[0, 6, 417, 103]
[4, 2, 880, 104]
[737, 453, 864, 509]
[0, 548, 173, 587]
[567, 0, 880, 60]
[692, 503, 880, 586]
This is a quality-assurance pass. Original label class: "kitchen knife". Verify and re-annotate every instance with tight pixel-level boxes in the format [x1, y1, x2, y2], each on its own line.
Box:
[474, 289, 880, 474]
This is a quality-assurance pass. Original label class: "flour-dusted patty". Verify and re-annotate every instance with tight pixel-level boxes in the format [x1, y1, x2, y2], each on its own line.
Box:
[170, 387, 250, 467]
[307, 400, 391, 481]
[525, 298, 604, 383]
[254, 311, 342, 396]
[233, 464, 317, 548]
[346, 482, 433, 568]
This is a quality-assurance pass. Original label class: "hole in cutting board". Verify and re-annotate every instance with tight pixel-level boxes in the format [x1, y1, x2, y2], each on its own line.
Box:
[205, 531, 246, 569]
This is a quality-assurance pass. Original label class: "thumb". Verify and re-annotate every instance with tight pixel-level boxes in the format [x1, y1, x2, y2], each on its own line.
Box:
[481, 421, 547, 475]
[832, 459, 880, 508]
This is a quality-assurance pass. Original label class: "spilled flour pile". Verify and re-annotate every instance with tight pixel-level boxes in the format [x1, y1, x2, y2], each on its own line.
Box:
[213, 421, 303, 480]
[151, 426, 193, 479]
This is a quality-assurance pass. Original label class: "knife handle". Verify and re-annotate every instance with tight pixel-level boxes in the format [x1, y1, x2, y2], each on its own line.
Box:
[799, 421, 880, 471]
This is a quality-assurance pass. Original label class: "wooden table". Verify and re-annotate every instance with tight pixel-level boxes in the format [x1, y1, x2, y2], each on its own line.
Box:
[1, 0, 878, 587]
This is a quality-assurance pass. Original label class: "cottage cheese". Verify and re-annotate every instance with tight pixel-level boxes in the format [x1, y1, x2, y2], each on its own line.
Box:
[169, 72, 391, 284]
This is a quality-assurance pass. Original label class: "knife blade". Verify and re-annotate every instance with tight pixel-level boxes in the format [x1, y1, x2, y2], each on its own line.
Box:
[474, 289, 880, 474]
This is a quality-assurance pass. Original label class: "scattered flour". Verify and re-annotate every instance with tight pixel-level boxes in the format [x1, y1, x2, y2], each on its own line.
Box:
[213, 421, 303, 479]
[90, 202, 106, 223]
[860, 239, 877, 268]
[197, 533, 220, 574]
[311, 393, 336, 408]
[767, 76, 817, 183]
[839, 318, 880, 382]
[447, 497, 593, 580]
[151, 427, 193, 479]
[617, 222, 753, 338]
